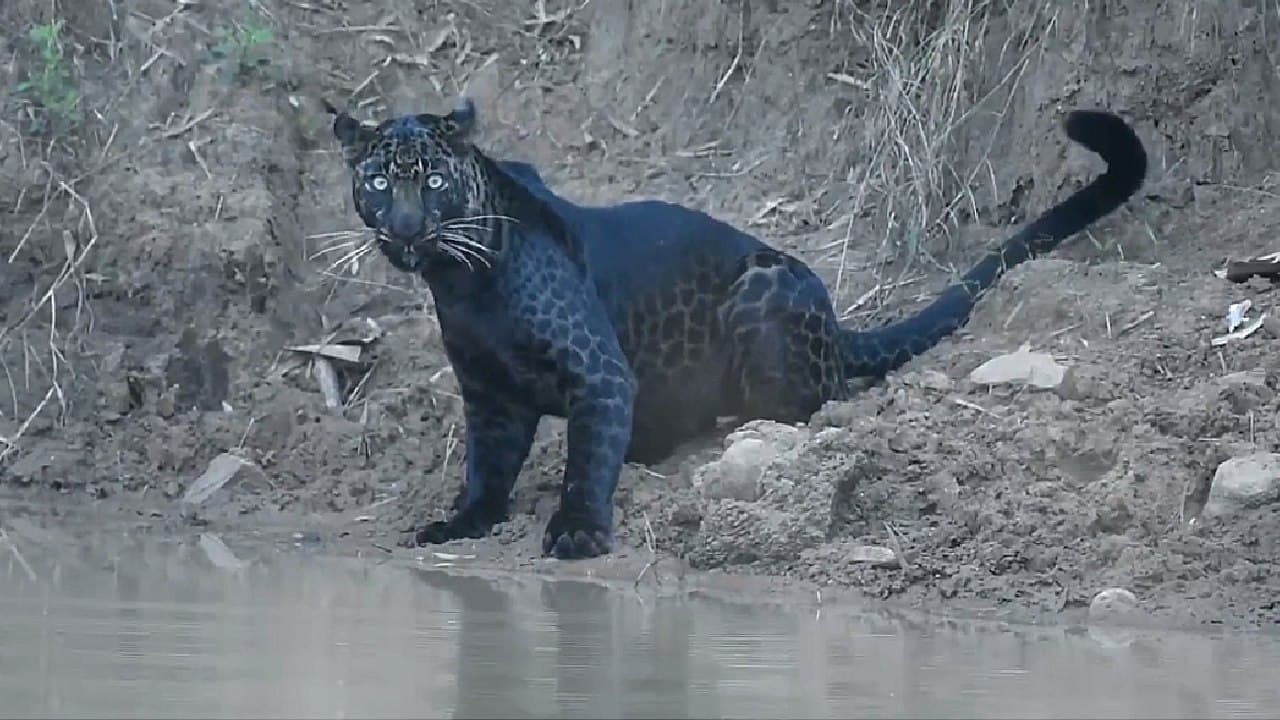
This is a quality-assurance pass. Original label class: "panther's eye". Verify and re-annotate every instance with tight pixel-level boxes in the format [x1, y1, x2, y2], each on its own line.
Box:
[368, 175, 389, 192]
[426, 173, 446, 190]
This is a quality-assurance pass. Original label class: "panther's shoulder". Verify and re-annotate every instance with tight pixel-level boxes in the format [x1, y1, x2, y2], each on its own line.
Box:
[493, 159, 754, 266]
[496, 160, 546, 190]
[495, 159, 562, 205]
[496, 160, 697, 224]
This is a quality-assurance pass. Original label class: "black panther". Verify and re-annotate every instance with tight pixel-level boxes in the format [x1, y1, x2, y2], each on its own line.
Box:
[324, 98, 1147, 560]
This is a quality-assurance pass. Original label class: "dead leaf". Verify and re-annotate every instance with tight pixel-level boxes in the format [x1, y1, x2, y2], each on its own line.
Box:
[311, 356, 343, 409]
[287, 343, 363, 363]
[183, 453, 259, 504]
[1211, 313, 1267, 346]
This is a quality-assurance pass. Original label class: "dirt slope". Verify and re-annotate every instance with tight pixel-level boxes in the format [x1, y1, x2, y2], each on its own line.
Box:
[2, 0, 1279, 629]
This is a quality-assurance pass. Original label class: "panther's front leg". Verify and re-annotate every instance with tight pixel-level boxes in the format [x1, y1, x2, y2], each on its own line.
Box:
[543, 377, 635, 559]
[408, 393, 539, 546]
[503, 251, 636, 560]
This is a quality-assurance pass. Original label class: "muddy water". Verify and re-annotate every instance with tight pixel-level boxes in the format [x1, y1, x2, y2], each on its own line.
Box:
[1, 529, 1278, 719]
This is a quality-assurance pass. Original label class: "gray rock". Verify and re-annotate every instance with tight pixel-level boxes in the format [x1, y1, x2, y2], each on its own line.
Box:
[693, 437, 772, 502]
[692, 420, 806, 502]
[1204, 453, 1280, 518]
[901, 369, 954, 392]
[688, 421, 841, 568]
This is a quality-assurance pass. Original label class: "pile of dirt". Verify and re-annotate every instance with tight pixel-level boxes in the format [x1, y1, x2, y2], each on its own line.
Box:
[2, 0, 1279, 629]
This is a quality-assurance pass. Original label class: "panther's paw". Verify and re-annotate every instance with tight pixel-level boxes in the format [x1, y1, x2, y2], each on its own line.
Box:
[402, 506, 504, 548]
[541, 506, 614, 560]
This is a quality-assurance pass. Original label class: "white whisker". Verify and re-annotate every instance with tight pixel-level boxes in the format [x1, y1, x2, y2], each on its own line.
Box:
[325, 238, 376, 274]
[445, 213, 520, 227]
[307, 229, 369, 241]
[311, 240, 360, 257]
[440, 223, 494, 233]
[309, 233, 373, 261]
[439, 242, 475, 271]
[441, 232, 492, 254]
[435, 230, 488, 265]
[439, 233, 493, 268]
[447, 241, 492, 269]
[440, 234, 493, 263]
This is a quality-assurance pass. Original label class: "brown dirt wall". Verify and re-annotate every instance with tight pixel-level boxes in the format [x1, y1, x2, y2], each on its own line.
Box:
[2, 0, 1279, 629]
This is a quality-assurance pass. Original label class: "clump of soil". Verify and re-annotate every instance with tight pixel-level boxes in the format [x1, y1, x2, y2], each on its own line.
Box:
[2, 0, 1279, 629]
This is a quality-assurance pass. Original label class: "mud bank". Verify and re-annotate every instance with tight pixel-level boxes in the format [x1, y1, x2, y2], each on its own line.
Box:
[2, 0, 1279, 629]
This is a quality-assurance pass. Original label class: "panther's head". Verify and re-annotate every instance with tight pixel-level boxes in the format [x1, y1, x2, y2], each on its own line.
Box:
[325, 97, 501, 273]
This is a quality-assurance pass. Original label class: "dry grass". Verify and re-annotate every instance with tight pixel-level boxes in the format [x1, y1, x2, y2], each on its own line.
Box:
[1, 84, 94, 462]
[494, 0, 1065, 320]
[0, 0, 308, 462]
[0, 0, 125, 461]
[828, 0, 1059, 317]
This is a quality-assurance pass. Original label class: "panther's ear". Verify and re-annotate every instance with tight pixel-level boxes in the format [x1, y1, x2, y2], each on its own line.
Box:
[441, 96, 477, 139]
[322, 97, 375, 166]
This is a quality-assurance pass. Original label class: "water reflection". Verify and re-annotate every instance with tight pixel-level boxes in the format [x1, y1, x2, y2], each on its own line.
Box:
[0, 529, 1278, 719]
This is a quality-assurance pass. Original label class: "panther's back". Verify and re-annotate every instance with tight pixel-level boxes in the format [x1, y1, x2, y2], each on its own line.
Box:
[572, 200, 764, 308]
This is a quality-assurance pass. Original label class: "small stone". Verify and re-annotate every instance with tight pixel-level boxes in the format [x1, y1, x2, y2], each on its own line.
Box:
[99, 379, 135, 420]
[1203, 453, 1280, 518]
[903, 369, 953, 392]
[156, 388, 176, 418]
[1088, 586, 1140, 625]
[669, 500, 702, 526]
[1052, 365, 1077, 397]
[848, 545, 899, 567]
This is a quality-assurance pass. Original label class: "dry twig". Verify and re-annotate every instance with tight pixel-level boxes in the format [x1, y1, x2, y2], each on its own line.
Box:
[633, 511, 661, 588]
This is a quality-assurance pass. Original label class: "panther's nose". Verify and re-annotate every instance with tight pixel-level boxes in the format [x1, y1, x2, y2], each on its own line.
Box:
[387, 209, 424, 242]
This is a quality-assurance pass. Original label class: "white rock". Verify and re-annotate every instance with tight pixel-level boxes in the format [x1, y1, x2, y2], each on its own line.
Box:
[1088, 587, 1139, 625]
[1204, 453, 1280, 518]
[968, 344, 1065, 389]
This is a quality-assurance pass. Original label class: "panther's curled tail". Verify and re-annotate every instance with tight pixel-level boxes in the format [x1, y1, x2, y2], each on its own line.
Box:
[840, 109, 1147, 379]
